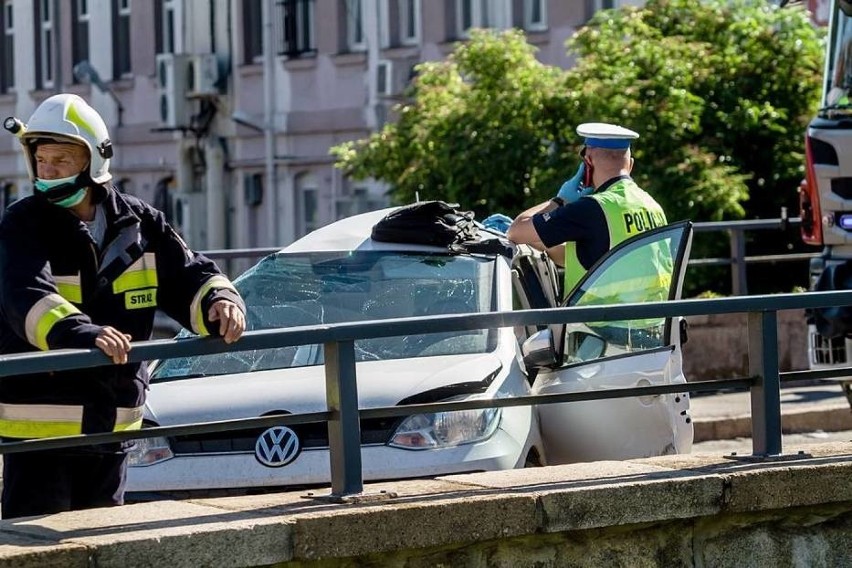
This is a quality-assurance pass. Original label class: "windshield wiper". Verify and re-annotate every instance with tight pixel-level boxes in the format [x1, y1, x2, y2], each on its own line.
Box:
[150, 372, 208, 383]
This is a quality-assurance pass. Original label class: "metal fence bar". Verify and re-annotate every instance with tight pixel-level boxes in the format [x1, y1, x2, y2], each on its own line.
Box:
[201, 247, 281, 261]
[688, 216, 808, 295]
[748, 310, 783, 456]
[5, 292, 852, 379]
[325, 340, 364, 496]
[692, 217, 802, 232]
[0, 376, 756, 455]
[781, 368, 852, 382]
[729, 228, 748, 295]
[689, 253, 818, 268]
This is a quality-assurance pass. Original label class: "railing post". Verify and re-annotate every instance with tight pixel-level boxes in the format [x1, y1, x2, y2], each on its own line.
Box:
[747, 311, 782, 456]
[324, 340, 364, 496]
[729, 228, 747, 295]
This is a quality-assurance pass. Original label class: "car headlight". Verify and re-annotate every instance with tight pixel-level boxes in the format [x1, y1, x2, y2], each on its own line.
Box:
[127, 436, 174, 467]
[389, 403, 501, 449]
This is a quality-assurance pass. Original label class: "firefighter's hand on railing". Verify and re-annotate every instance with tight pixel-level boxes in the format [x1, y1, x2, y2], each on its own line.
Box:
[95, 326, 133, 365]
[209, 300, 246, 344]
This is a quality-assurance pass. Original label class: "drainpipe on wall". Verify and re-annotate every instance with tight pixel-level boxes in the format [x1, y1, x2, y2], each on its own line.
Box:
[205, 137, 226, 250]
[175, 140, 197, 245]
[262, 0, 279, 247]
[365, 0, 382, 131]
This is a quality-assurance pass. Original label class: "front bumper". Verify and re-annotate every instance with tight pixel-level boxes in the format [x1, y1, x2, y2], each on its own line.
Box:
[126, 427, 527, 493]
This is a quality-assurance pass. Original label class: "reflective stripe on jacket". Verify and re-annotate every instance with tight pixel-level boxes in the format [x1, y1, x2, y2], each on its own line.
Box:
[0, 185, 245, 440]
[0, 404, 144, 439]
[564, 178, 667, 294]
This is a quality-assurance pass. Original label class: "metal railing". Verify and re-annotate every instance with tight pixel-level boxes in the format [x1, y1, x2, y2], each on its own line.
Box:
[691, 215, 815, 295]
[2, 290, 851, 500]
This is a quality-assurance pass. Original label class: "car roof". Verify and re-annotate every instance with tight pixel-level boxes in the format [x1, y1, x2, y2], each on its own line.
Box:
[281, 206, 453, 254]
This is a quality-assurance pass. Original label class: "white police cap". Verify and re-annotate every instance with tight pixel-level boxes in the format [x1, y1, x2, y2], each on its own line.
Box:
[576, 122, 639, 150]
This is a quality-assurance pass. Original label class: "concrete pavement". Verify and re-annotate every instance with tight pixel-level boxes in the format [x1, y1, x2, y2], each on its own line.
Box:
[690, 382, 852, 442]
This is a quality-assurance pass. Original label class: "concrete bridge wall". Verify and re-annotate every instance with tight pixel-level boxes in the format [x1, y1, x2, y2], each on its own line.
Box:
[683, 309, 809, 381]
[0, 442, 849, 567]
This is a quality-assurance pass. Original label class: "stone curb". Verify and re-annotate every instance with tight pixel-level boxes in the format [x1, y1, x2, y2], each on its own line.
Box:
[0, 442, 849, 567]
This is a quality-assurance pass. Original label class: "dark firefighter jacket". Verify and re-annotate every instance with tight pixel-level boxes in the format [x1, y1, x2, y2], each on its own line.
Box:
[0, 185, 245, 440]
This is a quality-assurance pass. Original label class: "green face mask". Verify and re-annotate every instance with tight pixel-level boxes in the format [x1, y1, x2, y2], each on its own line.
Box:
[34, 175, 88, 208]
[52, 188, 88, 208]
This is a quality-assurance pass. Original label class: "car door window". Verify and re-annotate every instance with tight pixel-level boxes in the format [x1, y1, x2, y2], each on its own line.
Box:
[554, 222, 693, 364]
[511, 244, 561, 340]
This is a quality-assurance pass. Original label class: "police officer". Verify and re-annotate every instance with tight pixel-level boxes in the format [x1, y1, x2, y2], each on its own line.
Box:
[0, 94, 246, 518]
[507, 122, 667, 295]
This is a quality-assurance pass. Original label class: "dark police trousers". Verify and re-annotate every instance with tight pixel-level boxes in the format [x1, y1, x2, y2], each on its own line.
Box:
[1, 445, 127, 519]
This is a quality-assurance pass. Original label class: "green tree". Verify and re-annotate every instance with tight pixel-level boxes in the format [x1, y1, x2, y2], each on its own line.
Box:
[332, 28, 574, 217]
[332, 0, 824, 292]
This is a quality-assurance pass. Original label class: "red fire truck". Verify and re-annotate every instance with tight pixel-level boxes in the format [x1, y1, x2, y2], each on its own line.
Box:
[798, 0, 852, 405]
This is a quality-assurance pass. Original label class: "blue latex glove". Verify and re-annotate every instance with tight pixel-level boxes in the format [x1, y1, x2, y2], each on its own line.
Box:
[556, 163, 593, 203]
[481, 213, 513, 234]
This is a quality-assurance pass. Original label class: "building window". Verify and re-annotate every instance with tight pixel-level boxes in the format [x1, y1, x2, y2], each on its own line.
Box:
[593, 0, 643, 13]
[295, 173, 318, 236]
[245, 1, 316, 63]
[335, 186, 386, 219]
[398, 0, 419, 44]
[524, 0, 546, 31]
[243, 0, 262, 63]
[456, 0, 510, 37]
[345, 0, 365, 52]
[71, 0, 90, 82]
[36, 0, 55, 89]
[381, 0, 419, 47]
[1, 0, 13, 93]
[158, 0, 176, 55]
[278, 0, 315, 57]
[301, 187, 318, 235]
[112, 0, 131, 77]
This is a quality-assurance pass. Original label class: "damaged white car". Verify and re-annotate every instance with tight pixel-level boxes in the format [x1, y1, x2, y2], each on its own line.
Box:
[127, 207, 693, 496]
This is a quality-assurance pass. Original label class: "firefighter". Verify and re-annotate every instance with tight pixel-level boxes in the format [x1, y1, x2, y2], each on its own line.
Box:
[0, 94, 246, 518]
[507, 122, 671, 348]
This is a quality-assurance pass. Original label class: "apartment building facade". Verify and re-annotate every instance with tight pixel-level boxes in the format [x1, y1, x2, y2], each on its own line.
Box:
[0, 0, 612, 253]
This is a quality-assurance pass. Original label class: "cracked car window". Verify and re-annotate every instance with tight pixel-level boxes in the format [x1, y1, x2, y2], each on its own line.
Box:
[151, 251, 497, 380]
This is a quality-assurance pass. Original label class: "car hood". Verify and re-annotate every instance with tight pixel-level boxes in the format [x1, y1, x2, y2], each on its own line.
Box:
[144, 352, 503, 425]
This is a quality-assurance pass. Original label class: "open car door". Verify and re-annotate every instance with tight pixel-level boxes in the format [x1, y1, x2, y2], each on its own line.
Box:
[526, 221, 694, 464]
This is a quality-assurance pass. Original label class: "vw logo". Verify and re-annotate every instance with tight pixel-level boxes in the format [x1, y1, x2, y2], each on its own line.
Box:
[255, 426, 301, 467]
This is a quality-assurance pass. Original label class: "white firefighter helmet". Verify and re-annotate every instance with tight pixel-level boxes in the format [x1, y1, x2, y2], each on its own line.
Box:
[19, 93, 113, 184]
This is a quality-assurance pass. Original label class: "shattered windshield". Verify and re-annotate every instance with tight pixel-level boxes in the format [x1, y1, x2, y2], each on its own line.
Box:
[151, 251, 496, 380]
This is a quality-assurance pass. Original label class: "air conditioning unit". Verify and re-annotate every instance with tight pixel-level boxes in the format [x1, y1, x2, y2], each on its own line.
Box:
[187, 54, 220, 97]
[156, 53, 193, 127]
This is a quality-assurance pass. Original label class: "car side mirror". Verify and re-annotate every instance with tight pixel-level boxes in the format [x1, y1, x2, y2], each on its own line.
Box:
[565, 330, 606, 362]
[521, 329, 559, 369]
